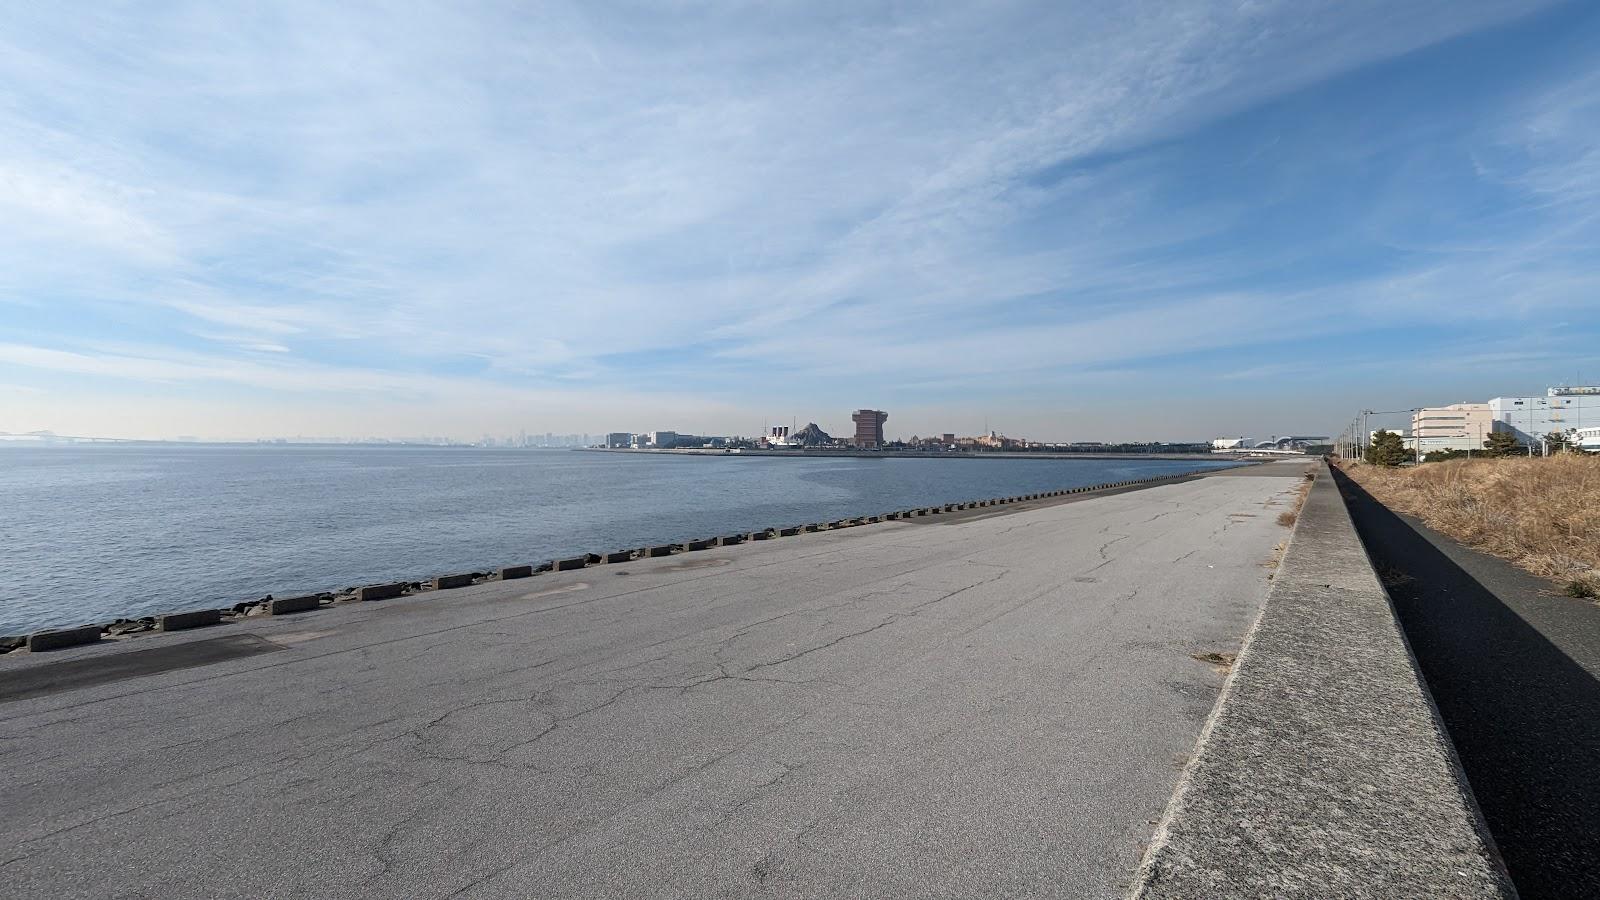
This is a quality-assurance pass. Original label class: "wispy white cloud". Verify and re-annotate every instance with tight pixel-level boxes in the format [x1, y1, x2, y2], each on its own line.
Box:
[0, 0, 1589, 439]
[0, 159, 175, 262]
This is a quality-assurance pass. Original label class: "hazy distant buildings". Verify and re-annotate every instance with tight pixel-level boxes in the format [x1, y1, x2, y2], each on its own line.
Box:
[851, 409, 888, 448]
[1342, 384, 1600, 457]
[1410, 403, 1492, 453]
[973, 430, 1021, 450]
[604, 430, 729, 449]
[1488, 387, 1600, 443]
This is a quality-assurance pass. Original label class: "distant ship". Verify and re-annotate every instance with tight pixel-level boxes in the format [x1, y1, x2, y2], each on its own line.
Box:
[766, 422, 833, 447]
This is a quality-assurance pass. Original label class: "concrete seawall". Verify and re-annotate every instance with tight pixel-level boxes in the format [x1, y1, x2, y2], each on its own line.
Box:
[1131, 462, 1514, 898]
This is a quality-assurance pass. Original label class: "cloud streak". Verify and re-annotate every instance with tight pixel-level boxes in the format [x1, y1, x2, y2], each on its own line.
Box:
[0, 0, 1594, 439]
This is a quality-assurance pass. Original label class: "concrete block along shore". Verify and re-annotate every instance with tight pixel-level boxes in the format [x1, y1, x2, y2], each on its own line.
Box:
[0, 459, 1500, 898]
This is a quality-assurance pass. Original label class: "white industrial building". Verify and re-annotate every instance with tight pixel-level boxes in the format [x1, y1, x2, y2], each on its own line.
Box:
[1488, 386, 1600, 443]
[1410, 403, 1493, 453]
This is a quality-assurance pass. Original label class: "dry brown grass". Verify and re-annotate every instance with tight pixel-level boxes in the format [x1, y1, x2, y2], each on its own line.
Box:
[1275, 471, 1314, 528]
[1339, 455, 1600, 596]
[1192, 651, 1237, 673]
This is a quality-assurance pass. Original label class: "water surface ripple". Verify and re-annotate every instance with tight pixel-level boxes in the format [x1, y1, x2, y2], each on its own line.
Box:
[0, 446, 1240, 632]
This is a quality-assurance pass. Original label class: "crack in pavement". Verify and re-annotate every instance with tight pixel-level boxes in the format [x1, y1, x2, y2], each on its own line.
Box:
[458, 686, 639, 763]
[444, 710, 817, 896]
[711, 759, 809, 830]
[0, 541, 878, 722]
[953, 582, 1060, 638]
[656, 663, 837, 696]
[1083, 524, 1134, 574]
[744, 571, 1008, 675]
[12, 747, 310, 848]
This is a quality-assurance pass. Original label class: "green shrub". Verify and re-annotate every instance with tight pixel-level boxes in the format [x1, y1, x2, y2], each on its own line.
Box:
[1565, 580, 1598, 600]
[1482, 431, 1523, 458]
[1364, 429, 1409, 466]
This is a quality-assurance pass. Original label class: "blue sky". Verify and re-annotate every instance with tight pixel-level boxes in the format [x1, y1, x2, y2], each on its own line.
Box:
[1, 0, 1597, 441]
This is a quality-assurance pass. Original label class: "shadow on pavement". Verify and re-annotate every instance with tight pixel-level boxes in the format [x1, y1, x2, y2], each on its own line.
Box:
[1335, 468, 1600, 899]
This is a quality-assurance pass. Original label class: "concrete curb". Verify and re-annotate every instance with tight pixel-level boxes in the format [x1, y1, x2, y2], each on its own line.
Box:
[1129, 463, 1514, 899]
[156, 609, 222, 631]
[265, 595, 321, 616]
[25, 624, 102, 652]
[354, 582, 406, 602]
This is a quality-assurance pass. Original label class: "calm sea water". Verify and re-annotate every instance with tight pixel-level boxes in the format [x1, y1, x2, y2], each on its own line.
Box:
[0, 446, 1240, 633]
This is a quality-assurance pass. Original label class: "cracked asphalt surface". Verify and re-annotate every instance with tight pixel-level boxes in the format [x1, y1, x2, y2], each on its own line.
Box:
[0, 463, 1306, 898]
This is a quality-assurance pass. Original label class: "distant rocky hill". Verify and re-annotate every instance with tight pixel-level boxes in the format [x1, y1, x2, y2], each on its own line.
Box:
[789, 423, 833, 446]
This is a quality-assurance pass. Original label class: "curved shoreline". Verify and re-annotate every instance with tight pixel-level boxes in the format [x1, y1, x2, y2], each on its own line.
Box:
[1, 468, 1234, 654]
[581, 447, 1267, 461]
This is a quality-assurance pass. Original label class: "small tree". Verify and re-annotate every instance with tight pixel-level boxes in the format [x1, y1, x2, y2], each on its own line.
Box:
[1482, 430, 1523, 458]
[1364, 429, 1409, 466]
[1545, 430, 1572, 453]
[1423, 448, 1470, 463]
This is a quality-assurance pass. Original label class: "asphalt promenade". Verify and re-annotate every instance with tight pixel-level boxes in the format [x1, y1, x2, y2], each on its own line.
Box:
[0, 463, 1307, 899]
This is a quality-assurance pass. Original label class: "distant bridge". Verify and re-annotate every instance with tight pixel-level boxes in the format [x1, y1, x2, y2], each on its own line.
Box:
[1254, 435, 1329, 450]
[0, 432, 142, 443]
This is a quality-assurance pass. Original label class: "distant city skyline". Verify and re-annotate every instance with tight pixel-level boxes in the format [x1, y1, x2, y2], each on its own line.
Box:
[2, 2, 1598, 442]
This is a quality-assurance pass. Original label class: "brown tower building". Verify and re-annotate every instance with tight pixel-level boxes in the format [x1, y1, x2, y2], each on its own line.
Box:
[852, 409, 888, 448]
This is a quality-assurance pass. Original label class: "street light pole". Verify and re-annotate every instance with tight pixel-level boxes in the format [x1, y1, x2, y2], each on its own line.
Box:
[1357, 408, 1421, 462]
